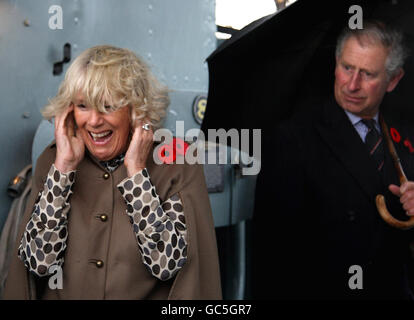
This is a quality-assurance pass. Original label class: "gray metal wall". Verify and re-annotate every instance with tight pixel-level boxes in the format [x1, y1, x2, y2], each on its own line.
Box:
[0, 0, 216, 231]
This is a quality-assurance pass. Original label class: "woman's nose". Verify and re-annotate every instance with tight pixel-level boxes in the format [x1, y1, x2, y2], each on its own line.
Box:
[88, 109, 104, 126]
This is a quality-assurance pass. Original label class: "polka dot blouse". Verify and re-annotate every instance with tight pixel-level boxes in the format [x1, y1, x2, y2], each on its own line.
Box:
[18, 161, 188, 281]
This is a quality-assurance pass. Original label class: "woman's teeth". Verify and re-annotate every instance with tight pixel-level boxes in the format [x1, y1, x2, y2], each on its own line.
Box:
[90, 131, 112, 141]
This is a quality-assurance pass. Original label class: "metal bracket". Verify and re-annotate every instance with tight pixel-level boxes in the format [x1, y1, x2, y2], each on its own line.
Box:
[53, 43, 71, 76]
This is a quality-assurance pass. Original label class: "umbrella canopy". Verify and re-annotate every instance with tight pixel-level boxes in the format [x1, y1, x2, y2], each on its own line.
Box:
[202, 0, 414, 137]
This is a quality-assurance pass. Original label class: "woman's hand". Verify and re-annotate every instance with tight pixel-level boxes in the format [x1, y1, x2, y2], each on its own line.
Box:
[54, 105, 85, 173]
[124, 120, 153, 177]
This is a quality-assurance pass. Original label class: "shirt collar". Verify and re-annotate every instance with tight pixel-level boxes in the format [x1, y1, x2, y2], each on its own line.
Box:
[99, 153, 125, 172]
[344, 109, 379, 126]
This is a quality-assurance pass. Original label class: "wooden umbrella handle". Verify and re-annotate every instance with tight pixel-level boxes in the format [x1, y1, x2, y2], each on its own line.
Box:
[375, 116, 414, 229]
[376, 195, 414, 230]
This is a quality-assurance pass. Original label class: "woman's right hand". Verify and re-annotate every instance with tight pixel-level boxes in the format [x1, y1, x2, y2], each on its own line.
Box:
[54, 104, 85, 173]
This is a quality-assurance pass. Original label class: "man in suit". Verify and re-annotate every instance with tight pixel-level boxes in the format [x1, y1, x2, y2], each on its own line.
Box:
[253, 20, 414, 299]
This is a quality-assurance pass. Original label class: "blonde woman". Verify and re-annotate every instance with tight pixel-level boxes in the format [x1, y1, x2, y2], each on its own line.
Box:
[4, 45, 221, 299]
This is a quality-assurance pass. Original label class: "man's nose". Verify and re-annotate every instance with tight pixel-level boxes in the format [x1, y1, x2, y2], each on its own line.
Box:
[88, 109, 104, 126]
[347, 71, 361, 91]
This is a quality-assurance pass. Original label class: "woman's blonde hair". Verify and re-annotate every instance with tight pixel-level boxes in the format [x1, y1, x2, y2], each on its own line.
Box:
[42, 45, 169, 129]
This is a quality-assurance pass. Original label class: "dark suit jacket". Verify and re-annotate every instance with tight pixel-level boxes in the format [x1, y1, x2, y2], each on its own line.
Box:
[253, 97, 414, 300]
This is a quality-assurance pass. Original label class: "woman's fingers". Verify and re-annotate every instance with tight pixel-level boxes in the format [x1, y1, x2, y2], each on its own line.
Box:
[55, 104, 74, 137]
[54, 105, 85, 173]
[132, 123, 153, 157]
[132, 120, 153, 143]
[66, 112, 75, 138]
[125, 120, 154, 176]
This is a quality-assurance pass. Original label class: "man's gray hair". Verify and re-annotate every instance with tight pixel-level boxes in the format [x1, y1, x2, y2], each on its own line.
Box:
[335, 20, 408, 78]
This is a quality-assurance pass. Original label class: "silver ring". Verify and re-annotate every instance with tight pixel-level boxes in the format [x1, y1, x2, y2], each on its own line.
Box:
[142, 123, 150, 131]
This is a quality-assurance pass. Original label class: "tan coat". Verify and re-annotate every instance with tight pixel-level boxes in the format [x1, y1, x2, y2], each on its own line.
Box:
[4, 143, 222, 299]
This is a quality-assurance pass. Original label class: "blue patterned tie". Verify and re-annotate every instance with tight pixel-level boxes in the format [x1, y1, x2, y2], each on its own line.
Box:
[361, 119, 384, 171]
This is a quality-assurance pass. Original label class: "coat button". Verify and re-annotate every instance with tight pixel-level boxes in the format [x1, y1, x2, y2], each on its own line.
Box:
[95, 260, 104, 268]
[99, 214, 108, 222]
[103, 173, 110, 179]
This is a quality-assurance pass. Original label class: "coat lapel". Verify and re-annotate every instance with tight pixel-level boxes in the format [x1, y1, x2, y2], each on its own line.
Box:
[315, 98, 383, 201]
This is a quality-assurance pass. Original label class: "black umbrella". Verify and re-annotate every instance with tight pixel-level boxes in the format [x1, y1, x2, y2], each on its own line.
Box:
[201, 0, 414, 137]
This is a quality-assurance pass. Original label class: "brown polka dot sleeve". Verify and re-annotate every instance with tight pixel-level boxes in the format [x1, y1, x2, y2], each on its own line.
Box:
[117, 168, 188, 281]
[17, 164, 75, 277]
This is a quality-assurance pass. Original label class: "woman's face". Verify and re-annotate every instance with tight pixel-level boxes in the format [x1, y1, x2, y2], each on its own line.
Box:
[73, 93, 131, 161]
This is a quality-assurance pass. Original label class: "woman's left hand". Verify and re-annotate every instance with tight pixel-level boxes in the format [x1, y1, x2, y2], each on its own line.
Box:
[124, 121, 154, 177]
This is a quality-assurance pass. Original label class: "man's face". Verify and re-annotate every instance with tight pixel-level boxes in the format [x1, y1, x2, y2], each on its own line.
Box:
[334, 36, 402, 118]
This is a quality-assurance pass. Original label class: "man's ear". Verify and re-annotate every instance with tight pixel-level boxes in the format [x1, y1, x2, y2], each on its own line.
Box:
[387, 68, 404, 92]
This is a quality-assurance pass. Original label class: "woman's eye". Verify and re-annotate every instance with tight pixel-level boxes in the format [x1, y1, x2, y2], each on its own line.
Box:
[77, 104, 86, 109]
[104, 105, 116, 112]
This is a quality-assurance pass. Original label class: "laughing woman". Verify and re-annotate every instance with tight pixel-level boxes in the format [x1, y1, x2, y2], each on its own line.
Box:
[4, 45, 222, 299]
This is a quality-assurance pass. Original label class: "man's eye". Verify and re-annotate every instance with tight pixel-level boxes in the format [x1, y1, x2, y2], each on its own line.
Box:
[104, 105, 114, 112]
[77, 104, 86, 109]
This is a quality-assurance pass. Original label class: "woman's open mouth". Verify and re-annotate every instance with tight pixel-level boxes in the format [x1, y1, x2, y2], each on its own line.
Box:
[89, 130, 113, 145]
